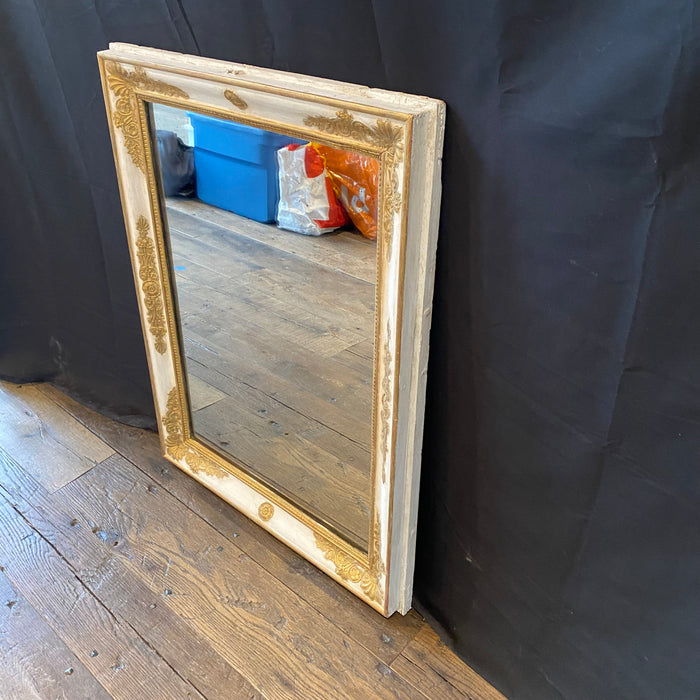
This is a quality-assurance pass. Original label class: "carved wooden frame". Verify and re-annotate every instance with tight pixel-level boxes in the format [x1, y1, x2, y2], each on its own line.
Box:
[98, 43, 444, 616]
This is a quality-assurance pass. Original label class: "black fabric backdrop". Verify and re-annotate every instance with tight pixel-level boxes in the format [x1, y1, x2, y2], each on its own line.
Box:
[2, 1, 700, 697]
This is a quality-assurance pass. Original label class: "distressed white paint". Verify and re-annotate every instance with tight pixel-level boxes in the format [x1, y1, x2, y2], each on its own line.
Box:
[98, 43, 444, 616]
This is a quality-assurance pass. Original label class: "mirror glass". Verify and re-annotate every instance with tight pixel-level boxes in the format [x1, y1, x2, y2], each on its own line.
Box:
[150, 104, 377, 550]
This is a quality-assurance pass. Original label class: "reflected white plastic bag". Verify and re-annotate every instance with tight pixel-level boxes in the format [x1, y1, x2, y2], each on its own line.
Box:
[276, 144, 348, 236]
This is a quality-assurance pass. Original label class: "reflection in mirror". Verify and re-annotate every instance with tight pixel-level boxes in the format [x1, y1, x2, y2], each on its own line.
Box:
[150, 104, 377, 550]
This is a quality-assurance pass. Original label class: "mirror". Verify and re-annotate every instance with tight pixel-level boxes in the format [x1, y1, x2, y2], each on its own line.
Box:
[150, 104, 377, 550]
[98, 43, 444, 616]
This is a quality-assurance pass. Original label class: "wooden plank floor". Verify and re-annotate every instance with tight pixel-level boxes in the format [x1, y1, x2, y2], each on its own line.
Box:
[165, 198, 377, 549]
[0, 379, 506, 700]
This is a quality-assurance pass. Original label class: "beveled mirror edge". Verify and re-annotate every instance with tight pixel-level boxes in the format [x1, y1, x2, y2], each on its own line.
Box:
[97, 44, 444, 616]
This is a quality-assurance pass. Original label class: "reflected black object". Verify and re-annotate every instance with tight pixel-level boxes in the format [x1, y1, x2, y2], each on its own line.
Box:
[156, 130, 196, 197]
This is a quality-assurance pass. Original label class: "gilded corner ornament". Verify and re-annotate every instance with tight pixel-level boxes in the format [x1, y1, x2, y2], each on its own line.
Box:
[134, 216, 168, 354]
[105, 61, 189, 172]
[162, 388, 224, 478]
[314, 533, 382, 603]
[304, 109, 404, 260]
[303, 109, 401, 149]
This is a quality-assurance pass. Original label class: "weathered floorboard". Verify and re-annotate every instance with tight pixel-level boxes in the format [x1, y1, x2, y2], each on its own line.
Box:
[0, 382, 113, 492]
[51, 454, 425, 699]
[391, 626, 507, 700]
[167, 198, 378, 284]
[0, 571, 112, 700]
[38, 383, 424, 666]
[164, 198, 376, 547]
[0, 486, 208, 700]
[0, 447, 264, 700]
[0, 380, 503, 699]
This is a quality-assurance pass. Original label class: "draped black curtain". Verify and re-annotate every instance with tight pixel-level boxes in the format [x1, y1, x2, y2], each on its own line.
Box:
[2, 2, 699, 698]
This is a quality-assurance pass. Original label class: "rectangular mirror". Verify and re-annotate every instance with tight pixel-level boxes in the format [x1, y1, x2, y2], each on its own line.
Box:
[98, 43, 444, 615]
[152, 104, 377, 551]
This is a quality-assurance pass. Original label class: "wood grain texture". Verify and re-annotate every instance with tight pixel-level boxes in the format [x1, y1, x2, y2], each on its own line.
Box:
[0, 382, 114, 492]
[174, 265, 365, 359]
[187, 374, 227, 412]
[183, 328, 370, 445]
[0, 485, 207, 700]
[0, 380, 500, 699]
[61, 455, 422, 699]
[391, 627, 507, 700]
[166, 204, 374, 545]
[1, 445, 422, 698]
[192, 395, 370, 544]
[167, 197, 378, 284]
[37, 384, 424, 663]
[0, 447, 264, 700]
[0, 572, 111, 700]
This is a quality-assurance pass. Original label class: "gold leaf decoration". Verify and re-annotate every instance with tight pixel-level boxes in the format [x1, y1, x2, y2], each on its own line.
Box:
[379, 323, 392, 482]
[162, 388, 224, 478]
[106, 61, 189, 99]
[224, 89, 248, 110]
[134, 216, 167, 354]
[382, 144, 403, 218]
[258, 502, 274, 521]
[105, 64, 145, 172]
[303, 109, 401, 149]
[369, 512, 385, 578]
[314, 533, 381, 602]
[304, 109, 404, 259]
[105, 61, 189, 171]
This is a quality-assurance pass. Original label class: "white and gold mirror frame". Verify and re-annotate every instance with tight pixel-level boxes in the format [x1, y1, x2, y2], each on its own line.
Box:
[98, 43, 444, 616]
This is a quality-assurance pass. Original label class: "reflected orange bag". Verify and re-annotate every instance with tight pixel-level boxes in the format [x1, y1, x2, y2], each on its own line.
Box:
[312, 144, 379, 240]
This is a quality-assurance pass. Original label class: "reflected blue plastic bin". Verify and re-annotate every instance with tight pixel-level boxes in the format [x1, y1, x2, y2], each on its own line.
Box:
[187, 113, 303, 223]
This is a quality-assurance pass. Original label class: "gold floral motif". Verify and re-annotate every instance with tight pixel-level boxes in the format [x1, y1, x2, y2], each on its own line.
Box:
[303, 109, 401, 149]
[162, 388, 224, 478]
[224, 89, 248, 110]
[134, 216, 167, 354]
[314, 533, 381, 602]
[106, 61, 189, 98]
[258, 502, 274, 521]
[369, 512, 385, 578]
[304, 109, 403, 261]
[105, 61, 189, 171]
[382, 143, 403, 218]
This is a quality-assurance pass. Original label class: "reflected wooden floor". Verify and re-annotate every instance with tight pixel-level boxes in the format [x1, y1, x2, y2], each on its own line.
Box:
[0, 380, 506, 700]
[165, 197, 377, 548]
